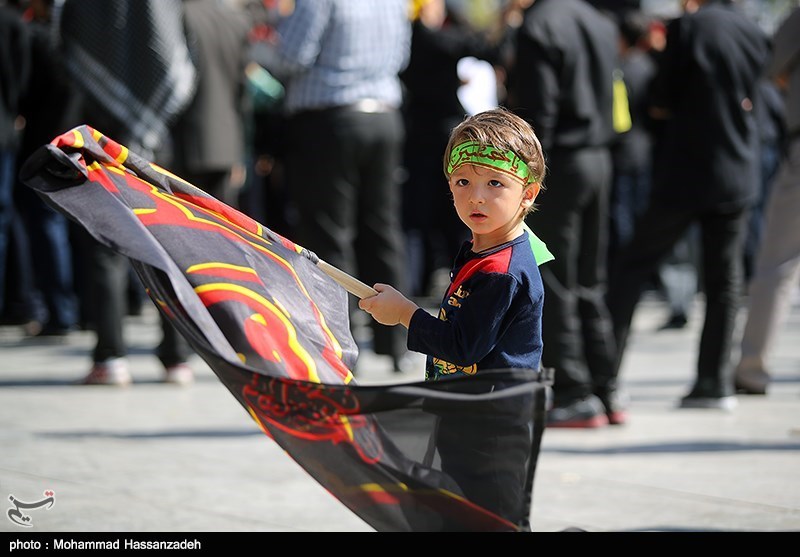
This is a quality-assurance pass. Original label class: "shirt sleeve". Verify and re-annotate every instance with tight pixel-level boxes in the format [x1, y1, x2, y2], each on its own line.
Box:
[276, 0, 332, 72]
[407, 272, 521, 367]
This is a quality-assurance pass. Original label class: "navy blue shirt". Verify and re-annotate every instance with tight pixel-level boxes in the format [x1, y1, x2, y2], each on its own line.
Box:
[407, 230, 544, 381]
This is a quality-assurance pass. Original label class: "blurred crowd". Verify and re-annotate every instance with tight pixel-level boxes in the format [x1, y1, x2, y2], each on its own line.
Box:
[1, 0, 798, 425]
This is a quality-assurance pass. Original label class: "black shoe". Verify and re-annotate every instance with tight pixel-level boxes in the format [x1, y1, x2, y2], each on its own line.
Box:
[683, 378, 732, 400]
[659, 313, 688, 330]
[35, 325, 73, 336]
[547, 395, 609, 428]
[595, 387, 629, 425]
[679, 379, 737, 410]
[678, 395, 737, 410]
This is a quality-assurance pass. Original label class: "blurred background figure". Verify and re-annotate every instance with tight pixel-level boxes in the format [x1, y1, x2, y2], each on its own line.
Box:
[12, 0, 81, 340]
[734, 5, 800, 396]
[607, 8, 657, 275]
[456, 55, 499, 116]
[257, 0, 413, 373]
[400, 0, 505, 300]
[237, 0, 293, 237]
[606, 0, 770, 410]
[57, 0, 199, 386]
[170, 0, 251, 208]
[743, 76, 785, 287]
[0, 0, 31, 328]
[509, 0, 623, 428]
[604, 4, 698, 333]
[653, 225, 699, 330]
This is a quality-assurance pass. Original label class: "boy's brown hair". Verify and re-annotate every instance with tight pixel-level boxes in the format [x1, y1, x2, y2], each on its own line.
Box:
[443, 107, 546, 215]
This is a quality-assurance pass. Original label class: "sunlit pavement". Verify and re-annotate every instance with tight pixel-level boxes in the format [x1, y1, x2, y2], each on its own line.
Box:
[1, 293, 798, 532]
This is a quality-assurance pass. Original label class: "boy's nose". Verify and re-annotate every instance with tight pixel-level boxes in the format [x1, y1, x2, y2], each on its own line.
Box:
[469, 190, 485, 204]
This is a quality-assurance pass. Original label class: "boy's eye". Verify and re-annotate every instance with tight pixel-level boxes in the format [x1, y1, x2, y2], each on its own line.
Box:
[455, 178, 469, 187]
[488, 179, 504, 188]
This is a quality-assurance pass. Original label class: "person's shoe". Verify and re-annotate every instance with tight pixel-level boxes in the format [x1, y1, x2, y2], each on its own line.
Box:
[658, 313, 688, 331]
[29, 325, 73, 343]
[21, 320, 43, 336]
[547, 395, 609, 428]
[164, 363, 194, 385]
[678, 394, 738, 410]
[80, 358, 132, 386]
[595, 388, 630, 425]
[37, 326, 72, 336]
[679, 378, 737, 409]
[734, 368, 769, 395]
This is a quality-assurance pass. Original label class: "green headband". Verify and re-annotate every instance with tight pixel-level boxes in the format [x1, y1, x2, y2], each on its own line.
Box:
[447, 141, 535, 184]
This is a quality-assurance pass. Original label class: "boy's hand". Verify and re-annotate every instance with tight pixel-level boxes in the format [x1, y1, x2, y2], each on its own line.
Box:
[358, 284, 419, 328]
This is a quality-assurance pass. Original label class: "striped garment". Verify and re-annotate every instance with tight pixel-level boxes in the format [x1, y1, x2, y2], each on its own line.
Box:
[275, 0, 411, 115]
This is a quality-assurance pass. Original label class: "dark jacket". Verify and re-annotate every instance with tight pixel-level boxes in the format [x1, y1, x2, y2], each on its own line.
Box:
[510, 0, 618, 152]
[614, 47, 657, 174]
[649, 0, 770, 210]
[17, 18, 83, 163]
[171, 0, 250, 172]
[0, 5, 30, 150]
[401, 15, 500, 126]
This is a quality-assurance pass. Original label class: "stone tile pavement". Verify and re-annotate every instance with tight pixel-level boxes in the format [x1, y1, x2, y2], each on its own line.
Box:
[0, 295, 798, 534]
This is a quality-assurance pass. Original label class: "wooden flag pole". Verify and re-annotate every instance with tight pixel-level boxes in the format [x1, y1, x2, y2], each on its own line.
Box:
[316, 260, 378, 299]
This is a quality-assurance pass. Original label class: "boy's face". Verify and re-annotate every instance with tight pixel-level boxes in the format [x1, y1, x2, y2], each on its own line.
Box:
[448, 163, 539, 243]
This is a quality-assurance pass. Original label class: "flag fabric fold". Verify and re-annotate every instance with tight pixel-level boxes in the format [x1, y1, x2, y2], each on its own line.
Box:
[21, 125, 551, 532]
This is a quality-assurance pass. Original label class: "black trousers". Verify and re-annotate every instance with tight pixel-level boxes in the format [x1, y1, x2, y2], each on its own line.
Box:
[85, 234, 192, 367]
[528, 147, 618, 404]
[285, 107, 408, 359]
[606, 201, 747, 396]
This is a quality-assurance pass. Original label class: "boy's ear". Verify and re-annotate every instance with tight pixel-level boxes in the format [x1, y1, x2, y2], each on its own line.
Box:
[521, 183, 540, 208]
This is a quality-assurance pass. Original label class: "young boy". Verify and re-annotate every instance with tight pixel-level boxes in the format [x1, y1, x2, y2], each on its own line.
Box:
[359, 107, 549, 379]
[359, 107, 551, 525]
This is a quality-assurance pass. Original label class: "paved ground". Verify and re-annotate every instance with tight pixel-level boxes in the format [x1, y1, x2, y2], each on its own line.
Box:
[0, 293, 798, 534]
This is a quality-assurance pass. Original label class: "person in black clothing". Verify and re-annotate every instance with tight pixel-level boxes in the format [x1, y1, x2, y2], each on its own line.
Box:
[13, 0, 82, 338]
[0, 1, 30, 325]
[259, 0, 412, 373]
[509, 0, 623, 428]
[58, 0, 198, 386]
[612, 9, 698, 332]
[608, 9, 657, 273]
[170, 0, 250, 207]
[400, 0, 505, 300]
[605, 0, 770, 410]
